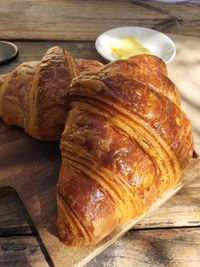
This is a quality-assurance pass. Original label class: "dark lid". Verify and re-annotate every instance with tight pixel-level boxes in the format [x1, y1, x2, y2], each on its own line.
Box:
[0, 41, 18, 65]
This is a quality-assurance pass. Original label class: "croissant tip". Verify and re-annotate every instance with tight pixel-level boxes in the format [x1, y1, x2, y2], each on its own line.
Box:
[56, 192, 91, 246]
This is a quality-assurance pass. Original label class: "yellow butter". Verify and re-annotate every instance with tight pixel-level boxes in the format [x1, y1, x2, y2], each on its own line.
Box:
[110, 36, 150, 59]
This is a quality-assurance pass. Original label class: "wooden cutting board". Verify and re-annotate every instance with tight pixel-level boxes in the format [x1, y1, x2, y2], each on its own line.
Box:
[0, 121, 200, 267]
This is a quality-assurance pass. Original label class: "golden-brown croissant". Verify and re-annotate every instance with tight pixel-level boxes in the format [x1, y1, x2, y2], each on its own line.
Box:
[76, 58, 104, 73]
[0, 46, 103, 140]
[57, 54, 194, 245]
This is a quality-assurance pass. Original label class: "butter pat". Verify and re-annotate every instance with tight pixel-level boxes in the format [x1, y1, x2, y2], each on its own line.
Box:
[110, 36, 150, 59]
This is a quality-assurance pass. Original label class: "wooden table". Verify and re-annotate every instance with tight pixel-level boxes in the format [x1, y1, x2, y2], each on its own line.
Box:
[0, 1, 200, 266]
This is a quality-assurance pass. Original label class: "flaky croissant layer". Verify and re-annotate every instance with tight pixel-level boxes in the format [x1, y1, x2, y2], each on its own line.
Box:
[0, 47, 194, 246]
[0, 46, 103, 140]
[57, 54, 193, 245]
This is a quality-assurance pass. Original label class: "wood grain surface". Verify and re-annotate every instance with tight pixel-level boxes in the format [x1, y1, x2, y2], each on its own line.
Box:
[0, 236, 49, 267]
[0, 0, 200, 40]
[1, 0, 200, 264]
[0, 167, 200, 267]
[88, 227, 200, 267]
[1, 194, 200, 267]
[0, 35, 200, 266]
[0, 190, 32, 235]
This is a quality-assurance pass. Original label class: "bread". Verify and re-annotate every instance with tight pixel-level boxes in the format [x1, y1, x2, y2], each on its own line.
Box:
[57, 54, 194, 245]
[76, 58, 104, 73]
[0, 49, 194, 246]
[0, 46, 103, 140]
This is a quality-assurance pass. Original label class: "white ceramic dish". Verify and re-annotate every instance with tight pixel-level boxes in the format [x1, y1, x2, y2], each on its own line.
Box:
[95, 27, 176, 63]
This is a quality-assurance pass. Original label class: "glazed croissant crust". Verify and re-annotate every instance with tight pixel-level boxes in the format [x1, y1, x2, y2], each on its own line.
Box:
[0, 47, 194, 246]
[0, 46, 103, 140]
[57, 54, 194, 245]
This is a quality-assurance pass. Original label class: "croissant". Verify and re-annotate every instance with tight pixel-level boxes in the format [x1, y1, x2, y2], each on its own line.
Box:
[57, 54, 194, 245]
[0, 46, 103, 140]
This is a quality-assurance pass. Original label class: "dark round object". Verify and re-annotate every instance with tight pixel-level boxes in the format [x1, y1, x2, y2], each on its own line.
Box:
[0, 41, 18, 65]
